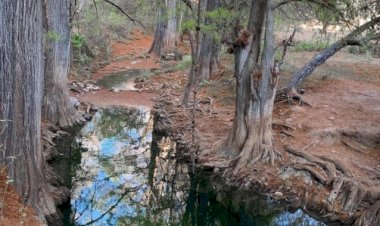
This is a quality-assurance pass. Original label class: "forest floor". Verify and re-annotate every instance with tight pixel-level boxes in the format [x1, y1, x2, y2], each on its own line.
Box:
[75, 29, 380, 224]
[0, 168, 42, 226]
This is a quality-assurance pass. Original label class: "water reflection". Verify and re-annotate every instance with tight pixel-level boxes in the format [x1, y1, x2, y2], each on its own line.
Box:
[97, 69, 159, 91]
[70, 107, 324, 226]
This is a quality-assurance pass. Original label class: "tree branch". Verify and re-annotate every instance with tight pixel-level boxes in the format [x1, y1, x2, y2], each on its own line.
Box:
[102, 0, 145, 29]
[275, 0, 354, 27]
[285, 17, 380, 91]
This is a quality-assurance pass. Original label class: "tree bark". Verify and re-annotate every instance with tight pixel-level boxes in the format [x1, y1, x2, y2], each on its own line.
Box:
[181, 0, 202, 106]
[0, 0, 56, 220]
[286, 17, 380, 92]
[182, 31, 197, 106]
[224, 0, 280, 173]
[42, 0, 83, 128]
[149, 0, 178, 56]
[198, 0, 221, 81]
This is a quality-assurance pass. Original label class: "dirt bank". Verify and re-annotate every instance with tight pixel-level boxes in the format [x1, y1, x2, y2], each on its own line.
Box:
[77, 28, 380, 225]
[0, 169, 42, 226]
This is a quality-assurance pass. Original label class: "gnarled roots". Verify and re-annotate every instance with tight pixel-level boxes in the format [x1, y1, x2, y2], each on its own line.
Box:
[276, 88, 312, 107]
[284, 146, 380, 226]
[233, 143, 282, 175]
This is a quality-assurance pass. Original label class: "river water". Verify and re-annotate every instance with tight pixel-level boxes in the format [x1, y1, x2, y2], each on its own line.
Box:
[64, 107, 325, 226]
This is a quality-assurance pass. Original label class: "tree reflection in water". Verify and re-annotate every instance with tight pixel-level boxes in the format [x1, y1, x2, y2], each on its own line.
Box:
[70, 107, 324, 226]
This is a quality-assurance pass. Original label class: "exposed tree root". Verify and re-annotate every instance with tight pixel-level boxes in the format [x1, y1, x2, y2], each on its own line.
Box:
[233, 145, 282, 175]
[276, 88, 312, 107]
[341, 136, 369, 154]
[351, 163, 380, 181]
[355, 200, 380, 226]
[284, 145, 380, 226]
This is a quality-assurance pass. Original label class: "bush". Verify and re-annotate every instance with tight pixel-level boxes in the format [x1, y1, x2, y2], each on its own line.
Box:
[175, 55, 192, 70]
[293, 40, 330, 52]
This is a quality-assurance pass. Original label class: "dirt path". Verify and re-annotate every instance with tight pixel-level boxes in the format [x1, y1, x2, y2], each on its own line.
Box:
[75, 30, 159, 109]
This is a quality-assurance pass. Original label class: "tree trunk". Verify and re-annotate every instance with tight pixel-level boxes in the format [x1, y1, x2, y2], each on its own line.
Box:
[165, 0, 178, 48]
[181, 0, 202, 106]
[198, 0, 221, 81]
[286, 17, 380, 92]
[0, 0, 56, 220]
[149, 0, 178, 56]
[224, 0, 280, 174]
[42, 0, 83, 128]
[182, 31, 197, 106]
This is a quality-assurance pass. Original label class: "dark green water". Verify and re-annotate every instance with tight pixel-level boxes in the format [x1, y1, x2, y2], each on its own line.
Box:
[65, 107, 325, 226]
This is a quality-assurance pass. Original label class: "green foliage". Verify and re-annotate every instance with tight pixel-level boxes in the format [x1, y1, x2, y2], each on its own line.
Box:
[293, 40, 330, 52]
[348, 45, 369, 55]
[47, 30, 61, 42]
[200, 79, 211, 86]
[181, 7, 236, 43]
[71, 32, 86, 49]
[348, 42, 379, 57]
[206, 7, 234, 23]
[175, 55, 192, 70]
[181, 19, 196, 32]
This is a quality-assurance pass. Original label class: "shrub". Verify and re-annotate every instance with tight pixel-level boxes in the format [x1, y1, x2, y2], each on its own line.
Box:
[293, 40, 330, 52]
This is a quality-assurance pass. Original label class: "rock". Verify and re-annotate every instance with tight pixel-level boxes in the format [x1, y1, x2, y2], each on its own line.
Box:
[82, 113, 92, 121]
[111, 87, 120, 92]
[274, 191, 283, 197]
[69, 97, 80, 109]
[213, 167, 220, 173]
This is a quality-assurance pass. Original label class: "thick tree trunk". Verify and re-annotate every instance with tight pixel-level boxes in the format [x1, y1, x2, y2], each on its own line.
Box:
[0, 0, 56, 220]
[286, 17, 380, 91]
[149, 0, 178, 56]
[43, 0, 83, 128]
[198, 0, 221, 81]
[225, 0, 280, 173]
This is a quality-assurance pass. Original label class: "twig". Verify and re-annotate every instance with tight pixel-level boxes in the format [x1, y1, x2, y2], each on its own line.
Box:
[102, 0, 146, 29]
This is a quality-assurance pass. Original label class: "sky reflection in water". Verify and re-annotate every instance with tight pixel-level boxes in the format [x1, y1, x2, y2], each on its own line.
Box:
[70, 107, 324, 226]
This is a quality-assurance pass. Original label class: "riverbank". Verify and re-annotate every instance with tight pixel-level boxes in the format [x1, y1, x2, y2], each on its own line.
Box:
[74, 29, 380, 225]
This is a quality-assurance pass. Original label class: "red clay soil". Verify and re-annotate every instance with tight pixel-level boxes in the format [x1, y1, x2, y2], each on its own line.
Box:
[111, 29, 153, 56]
[77, 28, 160, 108]
[275, 79, 380, 176]
[77, 89, 156, 109]
[0, 169, 42, 226]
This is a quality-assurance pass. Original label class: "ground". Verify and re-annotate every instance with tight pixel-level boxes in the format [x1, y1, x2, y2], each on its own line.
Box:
[75, 28, 379, 224]
[0, 169, 42, 226]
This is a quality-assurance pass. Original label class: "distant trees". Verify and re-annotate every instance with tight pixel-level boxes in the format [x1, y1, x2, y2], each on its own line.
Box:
[149, 0, 179, 56]
[285, 17, 380, 94]
[181, 0, 223, 105]
[198, 0, 221, 81]
[276, 0, 380, 94]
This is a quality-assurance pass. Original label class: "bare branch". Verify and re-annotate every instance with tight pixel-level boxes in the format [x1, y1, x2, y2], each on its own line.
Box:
[102, 0, 146, 29]
[275, 0, 354, 27]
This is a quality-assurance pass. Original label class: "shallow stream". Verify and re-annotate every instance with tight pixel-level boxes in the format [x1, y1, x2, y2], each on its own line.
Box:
[60, 106, 325, 226]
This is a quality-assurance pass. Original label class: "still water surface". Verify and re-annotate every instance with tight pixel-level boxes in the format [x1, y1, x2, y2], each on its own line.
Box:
[68, 107, 325, 226]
